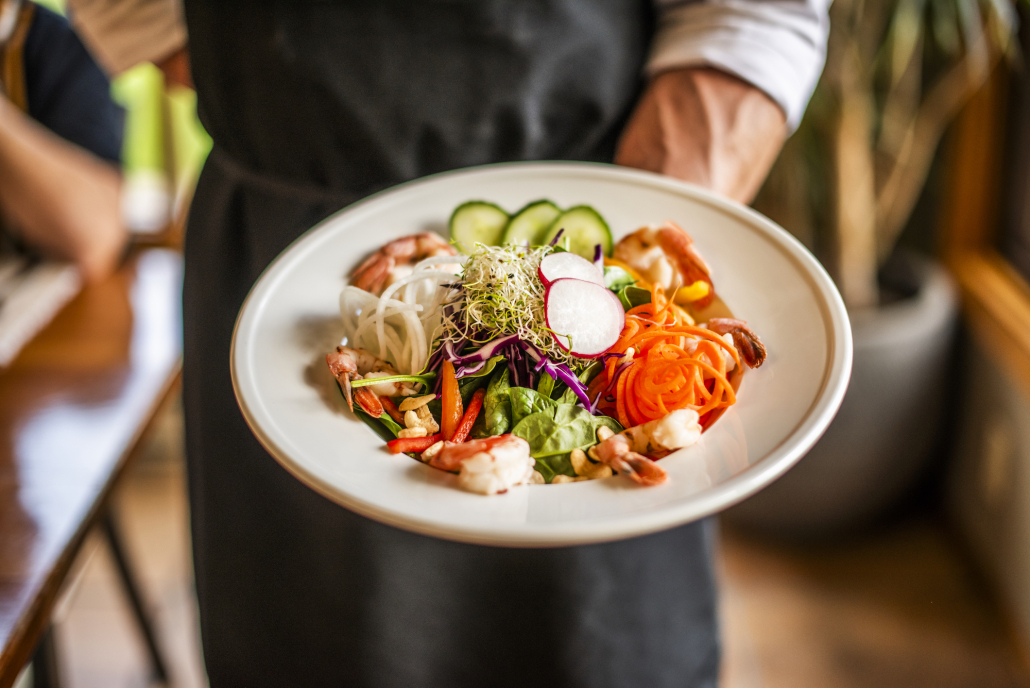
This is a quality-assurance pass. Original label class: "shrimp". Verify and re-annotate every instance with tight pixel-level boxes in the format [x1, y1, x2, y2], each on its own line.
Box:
[587, 409, 704, 486]
[326, 345, 418, 415]
[613, 221, 715, 308]
[706, 318, 767, 368]
[426, 435, 536, 495]
[351, 233, 458, 295]
[590, 434, 668, 487]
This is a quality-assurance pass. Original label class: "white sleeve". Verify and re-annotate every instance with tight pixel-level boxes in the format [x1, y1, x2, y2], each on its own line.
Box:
[649, 0, 831, 130]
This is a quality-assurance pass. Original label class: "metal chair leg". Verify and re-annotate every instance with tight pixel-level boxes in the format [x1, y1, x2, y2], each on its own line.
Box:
[100, 511, 169, 685]
[31, 625, 61, 688]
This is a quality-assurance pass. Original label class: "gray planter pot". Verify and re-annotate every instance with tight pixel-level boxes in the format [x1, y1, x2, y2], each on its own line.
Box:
[724, 254, 959, 539]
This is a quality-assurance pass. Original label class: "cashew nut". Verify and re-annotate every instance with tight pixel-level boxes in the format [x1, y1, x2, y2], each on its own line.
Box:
[421, 440, 445, 462]
[400, 394, 435, 412]
[572, 447, 614, 480]
[398, 427, 428, 438]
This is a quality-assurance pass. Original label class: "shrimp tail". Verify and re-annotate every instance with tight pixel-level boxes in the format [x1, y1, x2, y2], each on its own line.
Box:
[353, 387, 384, 418]
[327, 349, 359, 412]
[608, 451, 668, 486]
[707, 318, 767, 368]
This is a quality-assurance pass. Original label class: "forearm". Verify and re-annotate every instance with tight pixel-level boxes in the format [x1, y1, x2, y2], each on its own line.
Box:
[615, 67, 787, 203]
[0, 96, 126, 282]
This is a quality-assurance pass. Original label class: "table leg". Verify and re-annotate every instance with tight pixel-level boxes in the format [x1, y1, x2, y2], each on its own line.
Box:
[100, 511, 169, 685]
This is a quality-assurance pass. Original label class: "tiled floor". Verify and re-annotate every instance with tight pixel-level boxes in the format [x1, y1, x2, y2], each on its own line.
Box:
[44, 398, 1030, 687]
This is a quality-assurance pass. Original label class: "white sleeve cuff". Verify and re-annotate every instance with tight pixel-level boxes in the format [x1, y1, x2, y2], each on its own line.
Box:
[649, 0, 830, 130]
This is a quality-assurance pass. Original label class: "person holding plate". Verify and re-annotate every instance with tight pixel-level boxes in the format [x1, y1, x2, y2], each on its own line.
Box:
[74, 1, 828, 685]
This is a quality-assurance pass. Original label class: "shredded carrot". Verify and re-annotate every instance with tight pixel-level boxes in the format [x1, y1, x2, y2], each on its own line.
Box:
[602, 281, 737, 427]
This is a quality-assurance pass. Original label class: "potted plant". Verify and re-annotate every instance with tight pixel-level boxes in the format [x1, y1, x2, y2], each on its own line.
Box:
[727, 0, 1018, 537]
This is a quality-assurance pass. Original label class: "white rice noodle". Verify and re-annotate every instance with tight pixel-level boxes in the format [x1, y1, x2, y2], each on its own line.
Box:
[340, 258, 463, 374]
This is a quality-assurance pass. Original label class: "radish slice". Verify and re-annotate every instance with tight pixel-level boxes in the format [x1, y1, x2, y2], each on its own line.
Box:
[538, 252, 605, 288]
[546, 278, 625, 357]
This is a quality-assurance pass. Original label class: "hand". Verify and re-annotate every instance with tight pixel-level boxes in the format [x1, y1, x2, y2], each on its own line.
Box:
[0, 95, 126, 282]
[615, 68, 787, 204]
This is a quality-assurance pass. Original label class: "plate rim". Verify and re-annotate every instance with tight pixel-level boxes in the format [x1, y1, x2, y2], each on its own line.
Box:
[230, 161, 853, 547]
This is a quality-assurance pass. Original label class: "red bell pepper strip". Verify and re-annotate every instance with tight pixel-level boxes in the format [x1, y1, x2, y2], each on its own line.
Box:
[450, 388, 485, 444]
[387, 433, 442, 455]
[379, 396, 405, 425]
[440, 360, 463, 441]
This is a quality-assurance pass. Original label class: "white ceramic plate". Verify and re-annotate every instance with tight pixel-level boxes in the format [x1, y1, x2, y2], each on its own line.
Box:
[231, 162, 852, 547]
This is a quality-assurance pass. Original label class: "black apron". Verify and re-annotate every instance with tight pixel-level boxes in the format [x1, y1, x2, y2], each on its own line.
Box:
[182, 3, 720, 686]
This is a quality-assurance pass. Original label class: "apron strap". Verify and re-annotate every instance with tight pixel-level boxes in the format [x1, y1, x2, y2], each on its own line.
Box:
[0, 0, 34, 111]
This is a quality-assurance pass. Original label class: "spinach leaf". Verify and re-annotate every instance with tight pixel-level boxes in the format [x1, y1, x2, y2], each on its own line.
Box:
[558, 386, 580, 405]
[530, 449, 575, 483]
[476, 366, 512, 437]
[512, 403, 623, 482]
[537, 371, 555, 399]
[459, 374, 489, 407]
[617, 285, 652, 311]
[426, 397, 442, 423]
[336, 379, 403, 440]
[509, 387, 558, 426]
[579, 360, 603, 384]
[604, 265, 636, 292]
[356, 408, 400, 443]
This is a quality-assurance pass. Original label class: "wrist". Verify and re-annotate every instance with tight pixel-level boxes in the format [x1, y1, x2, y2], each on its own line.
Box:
[615, 67, 787, 203]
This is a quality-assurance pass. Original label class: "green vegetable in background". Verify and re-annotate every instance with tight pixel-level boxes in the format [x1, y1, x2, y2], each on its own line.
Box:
[617, 285, 652, 312]
[604, 265, 636, 292]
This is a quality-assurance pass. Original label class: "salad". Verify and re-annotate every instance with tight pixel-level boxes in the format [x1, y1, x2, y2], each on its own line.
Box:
[326, 200, 766, 495]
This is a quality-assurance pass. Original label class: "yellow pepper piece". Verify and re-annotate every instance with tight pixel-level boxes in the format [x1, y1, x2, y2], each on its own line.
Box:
[675, 281, 710, 304]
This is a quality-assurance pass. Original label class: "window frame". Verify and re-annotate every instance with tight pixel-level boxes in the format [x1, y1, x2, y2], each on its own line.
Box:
[942, 67, 1030, 397]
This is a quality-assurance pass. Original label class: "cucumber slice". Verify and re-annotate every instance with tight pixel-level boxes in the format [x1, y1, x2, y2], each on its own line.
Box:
[541, 206, 612, 260]
[501, 199, 562, 246]
[449, 201, 509, 252]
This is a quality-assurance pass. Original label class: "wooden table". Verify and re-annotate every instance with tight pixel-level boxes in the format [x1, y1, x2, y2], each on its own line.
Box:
[0, 249, 183, 688]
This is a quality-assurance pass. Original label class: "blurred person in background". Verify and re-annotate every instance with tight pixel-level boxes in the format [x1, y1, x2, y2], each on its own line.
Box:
[74, 1, 828, 685]
[0, 0, 125, 283]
